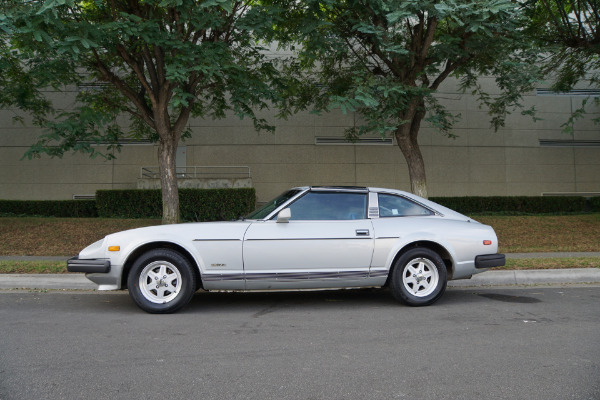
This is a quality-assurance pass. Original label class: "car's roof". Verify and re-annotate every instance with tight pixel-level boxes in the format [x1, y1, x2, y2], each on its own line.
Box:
[309, 186, 369, 192]
[294, 186, 407, 195]
[278, 186, 471, 221]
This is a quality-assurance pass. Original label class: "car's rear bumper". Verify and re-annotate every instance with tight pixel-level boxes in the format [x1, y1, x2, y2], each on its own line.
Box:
[475, 254, 506, 269]
[67, 257, 111, 273]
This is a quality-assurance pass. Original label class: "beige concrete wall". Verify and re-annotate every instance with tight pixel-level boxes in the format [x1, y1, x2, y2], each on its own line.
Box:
[0, 78, 598, 203]
[0, 145, 158, 199]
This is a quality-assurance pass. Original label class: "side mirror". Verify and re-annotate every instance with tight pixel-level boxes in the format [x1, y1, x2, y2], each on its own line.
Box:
[276, 208, 291, 223]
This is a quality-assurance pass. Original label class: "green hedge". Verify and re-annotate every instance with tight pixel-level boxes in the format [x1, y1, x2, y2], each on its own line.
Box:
[179, 188, 256, 222]
[96, 188, 256, 221]
[96, 190, 161, 219]
[0, 199, 98, 217]
[430, 196, 590, 214]
[1, 193, 597, 218]
[590, 197, 600, 212]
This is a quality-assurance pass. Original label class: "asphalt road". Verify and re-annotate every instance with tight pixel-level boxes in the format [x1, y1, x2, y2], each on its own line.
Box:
[1, 286, 599, 400]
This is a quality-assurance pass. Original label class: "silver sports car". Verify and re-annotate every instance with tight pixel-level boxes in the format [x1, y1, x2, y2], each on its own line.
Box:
[68, 186, 505, 313]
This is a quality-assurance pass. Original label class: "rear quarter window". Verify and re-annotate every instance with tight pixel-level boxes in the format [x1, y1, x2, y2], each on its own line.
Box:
[378, 194, 434, 217]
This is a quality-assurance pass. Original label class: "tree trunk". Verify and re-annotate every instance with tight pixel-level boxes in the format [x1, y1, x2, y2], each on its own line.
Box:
[158, 136, 179, 225]
[395, 100, 428, 198]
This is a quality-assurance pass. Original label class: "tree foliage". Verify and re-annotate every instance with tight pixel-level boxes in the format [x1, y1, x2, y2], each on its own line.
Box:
[1, 0, 282, 223]
[272, 0, 541, 197]
[526, 0, 600, 132]
[527, 0, 599, 90]
[0, 2, 74, 126]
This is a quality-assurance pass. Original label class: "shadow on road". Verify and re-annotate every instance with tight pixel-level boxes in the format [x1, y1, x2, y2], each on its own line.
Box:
[6, 286, 548, 314]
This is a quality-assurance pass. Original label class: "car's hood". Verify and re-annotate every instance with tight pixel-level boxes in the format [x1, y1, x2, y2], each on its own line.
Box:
[105, 220, 254, 242]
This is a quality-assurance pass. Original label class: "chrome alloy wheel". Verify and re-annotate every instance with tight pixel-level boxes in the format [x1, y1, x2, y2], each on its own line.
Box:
[139, 261, 182, 304]
[402, 257, 440, 298]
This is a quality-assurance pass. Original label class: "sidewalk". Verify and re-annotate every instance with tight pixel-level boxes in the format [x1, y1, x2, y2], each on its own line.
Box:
[1, 269, 599, 290]
[0, 253, 599, 290]
[0, 273, 96, 290]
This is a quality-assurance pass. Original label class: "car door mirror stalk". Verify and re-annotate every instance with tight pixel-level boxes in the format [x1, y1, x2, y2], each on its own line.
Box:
[277, 208, 291, 223]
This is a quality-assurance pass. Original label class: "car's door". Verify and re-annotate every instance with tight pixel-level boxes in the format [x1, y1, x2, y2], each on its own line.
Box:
[243, 190, 374, 289]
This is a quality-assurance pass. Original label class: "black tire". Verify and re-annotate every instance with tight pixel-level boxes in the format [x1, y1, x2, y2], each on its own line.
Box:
[127, 248, 197, 314]
[389, 247, 448, 306]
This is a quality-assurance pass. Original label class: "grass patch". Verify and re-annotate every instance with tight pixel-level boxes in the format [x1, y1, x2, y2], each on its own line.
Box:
[494, 257, 600, 270]
[0, 214, 599, 267]
[0, 217, 160, 256]
[474, 214, 600, 253]
[0, 261, 67, 274]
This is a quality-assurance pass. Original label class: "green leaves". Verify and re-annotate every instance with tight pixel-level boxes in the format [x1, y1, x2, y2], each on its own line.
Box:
[267, 0, 545, 197]
[277, 0, 535, 138]
[2, 0, 288, 223]
[197, 0, 234, 13]
[525, 0, 600, 96]
[37, 0, 76, 14]
[3, 0, 284, 160]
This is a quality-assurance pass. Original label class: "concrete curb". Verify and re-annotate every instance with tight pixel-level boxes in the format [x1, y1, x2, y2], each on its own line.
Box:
[0, 274, 96, 290]
[448, 268, 600, 287]
[0, 269, 599, 290]
[1, 252, 599, 290]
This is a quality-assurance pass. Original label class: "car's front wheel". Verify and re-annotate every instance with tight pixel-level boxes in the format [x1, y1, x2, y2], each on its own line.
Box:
[389, 247, 447, 306]
[127, 249, 197, 314]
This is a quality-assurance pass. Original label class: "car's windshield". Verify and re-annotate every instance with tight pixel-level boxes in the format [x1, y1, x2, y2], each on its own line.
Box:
[245, 189, 302, 220]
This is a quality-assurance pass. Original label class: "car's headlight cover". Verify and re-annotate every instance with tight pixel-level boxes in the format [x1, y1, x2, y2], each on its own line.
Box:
[79, 238, 107, 259]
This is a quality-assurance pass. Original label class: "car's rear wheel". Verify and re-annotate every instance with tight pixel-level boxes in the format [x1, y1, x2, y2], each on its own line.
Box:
[389, 247, 447, 306]
[127, 249, 196, 314]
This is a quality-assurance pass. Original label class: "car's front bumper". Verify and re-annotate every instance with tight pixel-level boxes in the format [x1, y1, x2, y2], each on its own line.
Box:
[67, 257, 111, 273]
[475, 254, 506, 269]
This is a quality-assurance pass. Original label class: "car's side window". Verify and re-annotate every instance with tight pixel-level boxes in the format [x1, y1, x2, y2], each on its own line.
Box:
[378, 194, 433, 217]
[286, 192, 367, 220]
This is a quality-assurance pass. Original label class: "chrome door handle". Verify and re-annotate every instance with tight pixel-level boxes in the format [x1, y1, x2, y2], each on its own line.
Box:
[355, 229, 370, 236]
